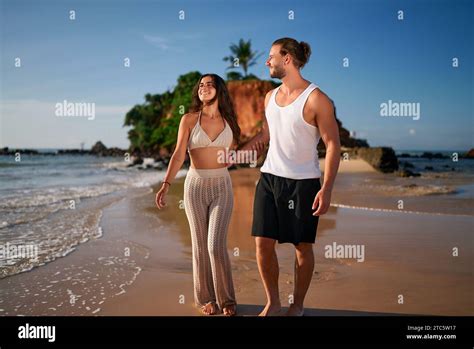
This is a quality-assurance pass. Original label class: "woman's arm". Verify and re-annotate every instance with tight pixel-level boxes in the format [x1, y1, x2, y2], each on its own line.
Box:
[156, 114, 193, 209]
[162, 114, 192, 184]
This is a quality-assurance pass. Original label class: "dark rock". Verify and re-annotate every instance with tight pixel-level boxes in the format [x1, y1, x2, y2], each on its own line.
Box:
[355, 147, 399, 173]
[89, 141, 127, 157]
[399, 153, 412, 158]
[57, 149, 89, 155]
[1, 148, 40, 155]
[106, 147, 126, 157]
[132, 157, 143, 166]
[2, 143, 127, 157]
[421, 152, 448, 159]
[464, 148, 474, 158]
[90, 141, 107, 155]
[400, 161, 414, 169]
[395, 169, 421, 177]
[404, 184, 418, 188]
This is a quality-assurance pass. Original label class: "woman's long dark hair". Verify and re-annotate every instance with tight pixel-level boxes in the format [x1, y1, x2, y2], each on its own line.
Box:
[190, 74, 241, 146]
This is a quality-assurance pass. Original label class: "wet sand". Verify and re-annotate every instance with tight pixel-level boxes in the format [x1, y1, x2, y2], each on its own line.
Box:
[0, 159, 472, 316]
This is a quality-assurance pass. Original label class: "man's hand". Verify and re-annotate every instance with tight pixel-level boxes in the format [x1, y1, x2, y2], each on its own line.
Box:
[252, 141, 266, 155]
[312, 187, 332, 216]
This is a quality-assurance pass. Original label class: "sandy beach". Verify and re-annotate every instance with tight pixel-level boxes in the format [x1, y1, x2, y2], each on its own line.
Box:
[0, 158, 472, 316]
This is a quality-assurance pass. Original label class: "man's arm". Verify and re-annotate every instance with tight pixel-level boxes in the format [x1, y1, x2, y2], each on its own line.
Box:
[309, 89, 341, 216]
[237, 90, 272, 158]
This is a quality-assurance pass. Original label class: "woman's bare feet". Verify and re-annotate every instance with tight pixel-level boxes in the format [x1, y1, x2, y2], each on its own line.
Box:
[201, 302, 218, 315]
[223, 304, 237, 316]
[258, 302, 282, 316]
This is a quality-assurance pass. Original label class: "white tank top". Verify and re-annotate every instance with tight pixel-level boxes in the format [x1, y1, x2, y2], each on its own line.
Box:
[260, 82, 322, 179]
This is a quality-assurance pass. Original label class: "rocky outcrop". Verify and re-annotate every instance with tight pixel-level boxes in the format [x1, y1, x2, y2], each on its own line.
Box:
[227, 80, 276, 139]
[57, 149, 89, 155]
[90, 141, 107, 154]
[57, 142, 126, 156]
[91, 143, 123, 156]
[353, 147, 399, 173]
[0, 147, 40, 155]
[421, 152, 449, 159]
[464, 148, 474, 158]
[394, 169, 421, 177]
[89, 142, 126, 156]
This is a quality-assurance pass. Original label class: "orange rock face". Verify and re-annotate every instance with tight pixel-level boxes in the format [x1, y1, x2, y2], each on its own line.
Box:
[226, 80, 276, 139]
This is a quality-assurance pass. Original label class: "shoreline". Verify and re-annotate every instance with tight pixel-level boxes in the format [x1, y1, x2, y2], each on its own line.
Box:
[0, 159, 472, 316]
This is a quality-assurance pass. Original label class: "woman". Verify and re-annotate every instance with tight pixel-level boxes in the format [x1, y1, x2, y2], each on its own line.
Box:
[155, 74, 240, 316]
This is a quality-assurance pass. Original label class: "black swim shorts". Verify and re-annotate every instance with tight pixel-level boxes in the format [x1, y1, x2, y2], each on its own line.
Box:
[251, 172, 322, 245]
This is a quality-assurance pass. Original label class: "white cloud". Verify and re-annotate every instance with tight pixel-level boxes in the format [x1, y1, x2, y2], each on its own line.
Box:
[143, 35, 169, 50]
[143, 32, 203, 51]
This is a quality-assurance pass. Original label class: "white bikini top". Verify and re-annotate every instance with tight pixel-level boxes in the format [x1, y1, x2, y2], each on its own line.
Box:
[188, 110, 233, 151]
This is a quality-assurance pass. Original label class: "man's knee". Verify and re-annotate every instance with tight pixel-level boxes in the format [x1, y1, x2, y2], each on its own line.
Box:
[295, 243, 314, 259]
[256, 237, 276, 256]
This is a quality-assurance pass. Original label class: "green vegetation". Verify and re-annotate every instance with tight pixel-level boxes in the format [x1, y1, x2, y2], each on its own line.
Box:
[123, 71, 201, 155]
[124, 39, 265, 155]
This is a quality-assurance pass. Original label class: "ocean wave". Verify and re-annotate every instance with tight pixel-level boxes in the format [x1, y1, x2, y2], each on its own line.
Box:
[330, 203, 473, 217]
[0, 209, 104, 279]
[0, 163, 188, 278]
[0, 168, 187, 210]
[360, 183, 457, 196]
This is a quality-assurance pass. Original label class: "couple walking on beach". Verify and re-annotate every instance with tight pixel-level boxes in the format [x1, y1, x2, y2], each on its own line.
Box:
[155, 37, 341, 316]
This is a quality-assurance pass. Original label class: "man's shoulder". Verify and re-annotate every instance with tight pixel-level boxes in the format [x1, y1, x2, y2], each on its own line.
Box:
[264, 88, 276, 108]
[307, 86, 332, 110]
[265, 88, 276, 98]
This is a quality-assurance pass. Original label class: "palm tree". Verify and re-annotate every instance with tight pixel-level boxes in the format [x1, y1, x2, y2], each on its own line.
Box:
[223, 39, 263, 78]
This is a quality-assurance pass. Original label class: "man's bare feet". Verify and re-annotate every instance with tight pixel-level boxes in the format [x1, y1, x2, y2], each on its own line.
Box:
[258, 303, 282, 316]
[201, 302, 218, 315]
[285, 304, 304, 316]
[223, 304, 237, 316]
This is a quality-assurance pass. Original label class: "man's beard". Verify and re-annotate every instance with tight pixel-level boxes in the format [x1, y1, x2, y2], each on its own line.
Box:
[270, 65, 286, 79]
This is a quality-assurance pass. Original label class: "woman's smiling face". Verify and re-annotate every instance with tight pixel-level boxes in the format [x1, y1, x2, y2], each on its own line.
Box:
[198, 76, 217, 103]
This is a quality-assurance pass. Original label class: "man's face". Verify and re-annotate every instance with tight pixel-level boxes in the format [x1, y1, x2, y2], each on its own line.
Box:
[265, 45, 286, 79]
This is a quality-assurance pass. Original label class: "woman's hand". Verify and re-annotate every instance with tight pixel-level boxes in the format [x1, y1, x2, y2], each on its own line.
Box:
[155, 183, 170, 209]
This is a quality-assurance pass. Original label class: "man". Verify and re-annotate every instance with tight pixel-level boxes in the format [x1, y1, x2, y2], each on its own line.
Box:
[240, 37, 341, 316]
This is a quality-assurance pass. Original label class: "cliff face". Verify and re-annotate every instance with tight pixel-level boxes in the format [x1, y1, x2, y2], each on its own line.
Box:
[227, 80, 275, 139]
[226, 80, 368, 150]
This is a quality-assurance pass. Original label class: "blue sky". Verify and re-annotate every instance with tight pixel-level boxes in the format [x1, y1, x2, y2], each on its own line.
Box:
[1, 0, 472, 151]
